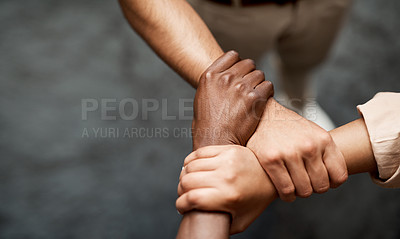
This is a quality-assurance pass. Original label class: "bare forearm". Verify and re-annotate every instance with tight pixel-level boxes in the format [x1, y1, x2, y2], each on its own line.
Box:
[176, 211, 229, 239]
[330, 118, 377, 175]
[119, 0, 223, 87]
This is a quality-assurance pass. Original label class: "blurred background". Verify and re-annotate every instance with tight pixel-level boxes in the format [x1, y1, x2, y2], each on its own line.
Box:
[1, 0, 400, 238]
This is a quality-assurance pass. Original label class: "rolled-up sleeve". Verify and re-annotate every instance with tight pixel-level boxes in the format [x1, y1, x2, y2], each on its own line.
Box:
[357, 92, 400, 188]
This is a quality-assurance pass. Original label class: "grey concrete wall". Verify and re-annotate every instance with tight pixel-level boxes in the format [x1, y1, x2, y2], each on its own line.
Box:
[0, 0, 399, 238]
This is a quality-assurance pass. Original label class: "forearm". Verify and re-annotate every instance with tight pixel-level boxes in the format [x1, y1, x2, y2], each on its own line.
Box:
[330, 118, 377, 175]
[119, 0, 223, 87]
[175, 140, 231, 239]
[176, 212, 229, 239]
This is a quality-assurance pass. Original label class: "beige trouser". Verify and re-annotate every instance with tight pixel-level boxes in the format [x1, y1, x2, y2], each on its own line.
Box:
[188, 0, 352, 103]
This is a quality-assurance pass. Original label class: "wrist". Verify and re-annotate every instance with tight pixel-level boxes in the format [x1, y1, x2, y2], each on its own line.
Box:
[193, 137, 234, 151]
[260, 97, 302, 123]
[192, 122, 236, 150]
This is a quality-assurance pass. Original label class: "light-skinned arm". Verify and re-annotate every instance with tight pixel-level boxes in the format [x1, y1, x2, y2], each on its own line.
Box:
[177, 117, 377, 234]
[118, 0, 223, 88]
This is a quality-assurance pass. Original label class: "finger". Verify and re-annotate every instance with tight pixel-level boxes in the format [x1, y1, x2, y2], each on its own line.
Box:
[178, 171, 216, 196]
[254, 80, 274, 98]
[185, 158, 219, 174]
[180, 157, 219, 180]
[184, 145, 230, 166]
[250, 81, 273, 120]
[176, 188, 223, 214]
[285, 157, 313, 198]
[227, 59, 256, 78]
[264, 161, 296, 202]
[323, 143, 348, 188]
[303, 155, 330, 193]
[242, 69, 265, 88]
[206, 50, 240, 73]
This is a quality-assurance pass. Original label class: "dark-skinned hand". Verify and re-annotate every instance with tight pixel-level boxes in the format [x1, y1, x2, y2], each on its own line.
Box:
[191, 50, 274, 150]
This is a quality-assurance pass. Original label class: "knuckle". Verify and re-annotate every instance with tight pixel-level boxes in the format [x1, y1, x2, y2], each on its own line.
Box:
[253, 70, 265, 79]
[266, 81, 274, 95]
[180, 176, 189, 191]
[301, 140, 318, 156]
[298, 188, 313, 198]
[263, 151, 283, 167]
[176, 201, 184, 214]
[247, 91, 258, 100]
[266, 157, 281, 167]
[203, 70, 215, 82]
[186, 191, 200, 206]
[224, 171, 237, 183]
[283, 151, 298, 160]
[315, 185, 330, 194]
[193, 147, 205, 158]
[244, 58, 256, 68]
[235, 82, 246, 91]
[280, 186, 295, 196]
[264, 79, 272, 88]
[227, 50, 239, 58]
[184, 164, 191, 174]
[220, 72, 234, 84]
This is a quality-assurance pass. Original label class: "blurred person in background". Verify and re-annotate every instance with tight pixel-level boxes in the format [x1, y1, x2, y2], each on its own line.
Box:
[119, 0, 353, 131]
